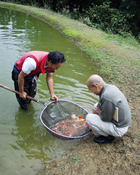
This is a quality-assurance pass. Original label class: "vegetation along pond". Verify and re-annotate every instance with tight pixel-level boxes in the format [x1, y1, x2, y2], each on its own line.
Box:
[0, 7, 98, 174]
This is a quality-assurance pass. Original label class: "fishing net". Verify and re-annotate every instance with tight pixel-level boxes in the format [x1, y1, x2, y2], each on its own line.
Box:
[40, 100, 90, 139]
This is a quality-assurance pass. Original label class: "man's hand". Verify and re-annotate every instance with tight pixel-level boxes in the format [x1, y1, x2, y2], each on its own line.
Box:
[19, 91, 27, 99]
[50, 94, 58, 102]
[93, 107, 101, 115]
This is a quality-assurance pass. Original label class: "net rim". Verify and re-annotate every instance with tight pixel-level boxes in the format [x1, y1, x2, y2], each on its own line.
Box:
[40, 100, 90, 139]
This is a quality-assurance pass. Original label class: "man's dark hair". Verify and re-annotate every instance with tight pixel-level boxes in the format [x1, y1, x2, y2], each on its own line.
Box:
[48, 51, 66, 64]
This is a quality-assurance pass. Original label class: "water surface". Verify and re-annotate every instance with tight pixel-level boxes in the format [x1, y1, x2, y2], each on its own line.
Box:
[0, 7, 98, 174]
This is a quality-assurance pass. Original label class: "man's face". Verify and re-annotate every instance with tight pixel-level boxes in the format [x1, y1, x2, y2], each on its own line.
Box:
[87, 84, 100, 95]
[48, 61, 63, 70]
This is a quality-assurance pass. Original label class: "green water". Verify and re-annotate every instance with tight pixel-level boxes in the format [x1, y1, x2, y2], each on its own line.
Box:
[0, 7, 98, 174]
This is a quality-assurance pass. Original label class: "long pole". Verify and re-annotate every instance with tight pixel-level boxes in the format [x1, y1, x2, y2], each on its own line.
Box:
[0, 84, 46, 106]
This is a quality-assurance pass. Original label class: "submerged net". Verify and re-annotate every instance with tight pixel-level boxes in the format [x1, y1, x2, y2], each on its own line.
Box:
[41, 100, 89, 138]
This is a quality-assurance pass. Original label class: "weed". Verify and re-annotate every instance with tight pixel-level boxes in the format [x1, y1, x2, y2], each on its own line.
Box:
[73, 156, 80, 163]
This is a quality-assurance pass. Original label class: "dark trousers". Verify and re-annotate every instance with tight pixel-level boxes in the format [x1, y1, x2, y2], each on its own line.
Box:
[12, 70, 39, 109]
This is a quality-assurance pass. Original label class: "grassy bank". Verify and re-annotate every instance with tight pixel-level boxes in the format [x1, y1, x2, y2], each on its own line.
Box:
[0, 1, 140, 84]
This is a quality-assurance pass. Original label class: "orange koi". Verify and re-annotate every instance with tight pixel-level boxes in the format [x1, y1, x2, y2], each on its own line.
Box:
[78, 116, 84, 120]
[51, 113, 88, 137]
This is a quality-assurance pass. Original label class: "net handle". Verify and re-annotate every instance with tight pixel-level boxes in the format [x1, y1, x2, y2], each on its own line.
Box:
[0, 84, 46, 106]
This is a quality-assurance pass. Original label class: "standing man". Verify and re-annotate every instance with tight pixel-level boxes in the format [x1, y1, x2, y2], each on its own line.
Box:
[12, 51, 66, 110]
[86, 74, 131, 144]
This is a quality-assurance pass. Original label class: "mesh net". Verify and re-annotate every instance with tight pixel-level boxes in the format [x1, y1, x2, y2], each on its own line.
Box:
[41, 100, 89, 138]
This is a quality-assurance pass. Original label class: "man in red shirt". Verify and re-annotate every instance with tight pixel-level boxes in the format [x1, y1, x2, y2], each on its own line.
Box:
[12, 51, 66, 110]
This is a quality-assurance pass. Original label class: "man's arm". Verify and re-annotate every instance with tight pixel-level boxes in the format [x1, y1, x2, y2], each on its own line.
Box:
[46, 73, 58, 101]
[99, 99, 115, 122]
[18, 70, 28, 99]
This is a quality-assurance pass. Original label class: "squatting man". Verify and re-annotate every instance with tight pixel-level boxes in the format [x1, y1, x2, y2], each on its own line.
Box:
[86, 74, 131, 144]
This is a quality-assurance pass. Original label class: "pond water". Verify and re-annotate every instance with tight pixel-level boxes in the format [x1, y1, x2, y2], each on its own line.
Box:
[0, 7, 98, 174]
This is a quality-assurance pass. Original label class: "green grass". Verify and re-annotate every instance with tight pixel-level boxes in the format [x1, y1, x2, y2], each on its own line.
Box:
[73, 156, 80, 163]
[0, 1, 140, 84]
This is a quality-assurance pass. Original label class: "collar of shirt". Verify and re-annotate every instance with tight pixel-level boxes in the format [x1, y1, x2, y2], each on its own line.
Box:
[99, 84, 106, 97]
[44, 58, 49, 69]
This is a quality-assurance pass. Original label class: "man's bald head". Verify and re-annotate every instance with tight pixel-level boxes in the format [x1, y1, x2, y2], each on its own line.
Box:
[87, 74, 105, 88]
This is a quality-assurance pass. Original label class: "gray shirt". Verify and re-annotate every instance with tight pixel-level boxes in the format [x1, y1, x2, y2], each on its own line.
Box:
[98, 84, 131, 128]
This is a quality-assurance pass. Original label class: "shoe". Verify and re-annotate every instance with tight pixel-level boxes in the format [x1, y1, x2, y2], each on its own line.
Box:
[94, 135, 115, 144]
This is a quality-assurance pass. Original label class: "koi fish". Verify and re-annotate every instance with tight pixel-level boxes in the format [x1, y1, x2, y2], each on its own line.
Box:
[51, 114, 88, 137]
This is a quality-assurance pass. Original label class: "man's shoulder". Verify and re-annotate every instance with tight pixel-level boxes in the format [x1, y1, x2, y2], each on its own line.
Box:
[102, 84, 119, 98]
[104, 84, 119, 92]
[106, 84, 116, 88]
[102, 84, 123, 102]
